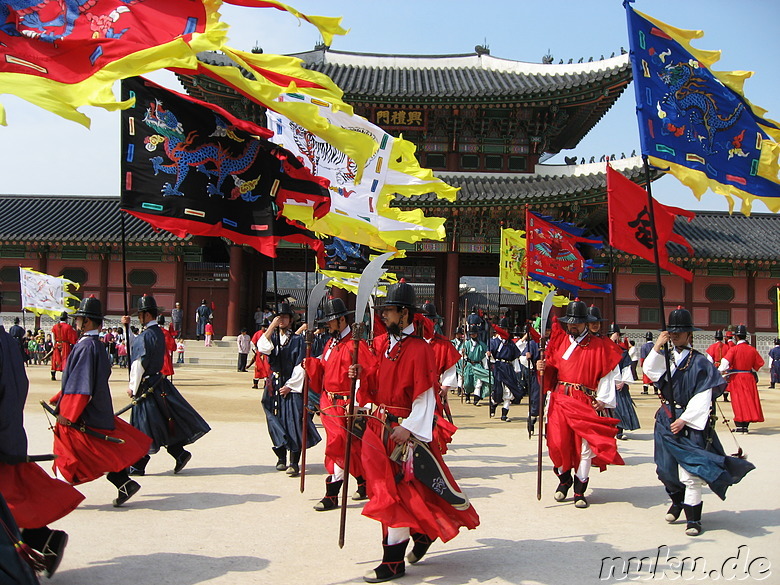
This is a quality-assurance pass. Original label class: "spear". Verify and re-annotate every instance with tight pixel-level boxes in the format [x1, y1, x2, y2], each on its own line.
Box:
[536, 290, 555, 501]
[299, 277, 332, 493]
[339, 252, 394, 548]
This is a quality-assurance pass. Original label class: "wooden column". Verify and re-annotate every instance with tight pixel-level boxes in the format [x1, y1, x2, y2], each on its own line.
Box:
[227, 245, 244, 336]
[747, 270, 756, 337]
[444, 251, 460, 338]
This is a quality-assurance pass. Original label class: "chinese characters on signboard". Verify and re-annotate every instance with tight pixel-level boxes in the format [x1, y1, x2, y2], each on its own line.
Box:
[375, 109, 424, 127]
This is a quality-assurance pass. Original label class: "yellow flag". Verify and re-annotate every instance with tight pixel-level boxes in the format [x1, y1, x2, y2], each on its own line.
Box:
[499, 228, 568, 307]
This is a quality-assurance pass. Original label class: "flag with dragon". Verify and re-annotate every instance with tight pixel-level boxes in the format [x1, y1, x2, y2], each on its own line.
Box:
[525, 209, 610, 295]
[120, 76, 328, 260]
[318, 237, 398, 294]
[0, 0, 347, 127]
[499, 227, 570, 307]
[625, 3, 780, 214]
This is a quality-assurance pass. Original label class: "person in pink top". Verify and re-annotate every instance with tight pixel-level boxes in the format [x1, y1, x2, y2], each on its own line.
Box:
[204, 322, 214, 347]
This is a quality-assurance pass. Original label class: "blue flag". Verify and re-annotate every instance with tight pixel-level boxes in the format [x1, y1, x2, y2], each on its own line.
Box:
[625, 3, 780, 214]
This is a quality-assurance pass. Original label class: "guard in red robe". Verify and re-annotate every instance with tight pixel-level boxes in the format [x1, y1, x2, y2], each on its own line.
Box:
[158, 315, 177, 377]
[0, 324, 84, 578]
[249, 328, 271, 389]
[706, 330, 730, 401]
[356, 283, 479, 584]
[50, 296, 152, 506]
[303, 298, 375, 511]
[719, 325, 765, 433]
[50, 311, 77, 381]
[419, 305, 459, 452]
[539, 299, 624, 508]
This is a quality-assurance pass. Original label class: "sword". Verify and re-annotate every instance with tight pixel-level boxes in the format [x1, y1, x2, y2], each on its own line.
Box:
[0, 453, 57, 464]
[300, 276, 332, 493]
[40, 401, 124, 444]
[114, 375, 164, 416]
[339, 251, 394, 549]
[536, 290, 554, 501]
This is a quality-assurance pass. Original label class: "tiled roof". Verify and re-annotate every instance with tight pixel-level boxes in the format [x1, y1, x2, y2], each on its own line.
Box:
[0, 195, 188, 244]
[285, 49, 632, 101]
[671, 211, 780, 261]
[396, 158, 649, 205]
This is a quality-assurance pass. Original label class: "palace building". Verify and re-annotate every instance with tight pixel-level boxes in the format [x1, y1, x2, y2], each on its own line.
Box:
[2, 47, 779, 340]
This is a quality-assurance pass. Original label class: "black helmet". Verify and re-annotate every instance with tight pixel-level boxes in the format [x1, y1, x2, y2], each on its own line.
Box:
[455, 325, 465, 335]
[714, 330, 724, 341]
[374, 281, 416, 310]
[421, 302, 440, 320]
[74, 295, 103, 321]
[468, 324, 481, 335]
[645, 331, 654, 341]
[774, 338, 780, 345]
[734, 324, 748, 338]
[587, 305, 605, 322]
[59, 311, 69, 322]
[559, 300, 592, 324]
[607, 322, 622, 335]
[136, 294, 158, 315]
[666, 307, 700, 332]
[157, 315, 166, 326]
[318, 298, 353, 323]
[274, 302, 295, 318]
[512, 324, 526, 337]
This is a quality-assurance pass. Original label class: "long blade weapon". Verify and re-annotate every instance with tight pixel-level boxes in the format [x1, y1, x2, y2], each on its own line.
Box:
[339, 251, 394, 548]
[300, 276, 332, 493]
[536, 290, 554, 501]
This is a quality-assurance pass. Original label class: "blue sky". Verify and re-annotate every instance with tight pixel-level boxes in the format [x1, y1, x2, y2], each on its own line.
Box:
[1, 0, 778, 212]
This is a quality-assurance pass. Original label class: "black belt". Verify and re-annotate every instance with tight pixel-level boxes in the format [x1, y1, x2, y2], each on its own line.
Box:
[495, 359, 513, 363]
[328, 392, 350, 401]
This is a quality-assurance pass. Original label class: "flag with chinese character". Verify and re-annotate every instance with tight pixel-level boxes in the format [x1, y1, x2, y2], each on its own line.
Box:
[19, 268, 80, 318]
[625, 5, 780, 214]
[120, 76, 327, 261]
[606, 164, 695, 281]
[318, 237, 398, 294]
[267, 93, 455, 250]
[0, 1, 347, 127]
[499, 227, 571, 307]
[526, 209, 610, 295]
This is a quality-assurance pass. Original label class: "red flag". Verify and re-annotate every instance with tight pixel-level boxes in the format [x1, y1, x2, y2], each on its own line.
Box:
[606, 165, 695, 282]
[526, 209, 610, 294]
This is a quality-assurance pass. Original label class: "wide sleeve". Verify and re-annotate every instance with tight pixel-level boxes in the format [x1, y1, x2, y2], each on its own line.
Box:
[400, 388, 435, 443]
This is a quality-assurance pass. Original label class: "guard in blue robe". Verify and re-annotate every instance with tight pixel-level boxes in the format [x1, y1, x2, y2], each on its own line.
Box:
[644, 308, 755, 537]
[127, 295, 210, 476]
[257, 302, 321, 476]
[488, 332, 522, 421]
[769, 339, 780, 389]
[513, 326, 541, 435]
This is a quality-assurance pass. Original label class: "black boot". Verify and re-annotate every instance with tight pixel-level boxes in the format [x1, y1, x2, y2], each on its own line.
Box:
[50, 370, 56, 381]
[272, 447, 287, 471]
[21, 527, 68, 579]
[527, 416, 537, 438]
[500, 408, 510, 422]
[573, 476, 589, 508]
[473, 395, 481, 406]
[364, 540, 408, 583]
[464, 393, 472, 404]
[113, 480, 141, 507]
[353, 476, 368, 501]
[642, 385, 649, 395]
[406, 532, 436, 565]
[553, 468, 573, 502]
[665, 491, 684, 523]
[128, 454, 149, 476]
[252, 379, 259, 389]
[488, 402, 496, 417]
[723, 392, 730, 402]
[313, 477, 342, 511]
[683, 502, 703, 536]
[287, 450, 301, 477]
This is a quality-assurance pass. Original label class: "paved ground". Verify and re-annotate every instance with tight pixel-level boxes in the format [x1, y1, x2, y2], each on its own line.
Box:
[22, 365, 780, 585]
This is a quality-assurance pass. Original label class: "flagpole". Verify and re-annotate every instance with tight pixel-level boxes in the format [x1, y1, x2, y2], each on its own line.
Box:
[608, 246, 618, 325]
[642, 155, 676, 420]
[120, 211, 131, 375]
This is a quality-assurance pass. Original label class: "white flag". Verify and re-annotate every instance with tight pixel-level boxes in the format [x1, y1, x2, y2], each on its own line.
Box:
[267, 93, 456, 251]
[19, 267, 80, 318]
